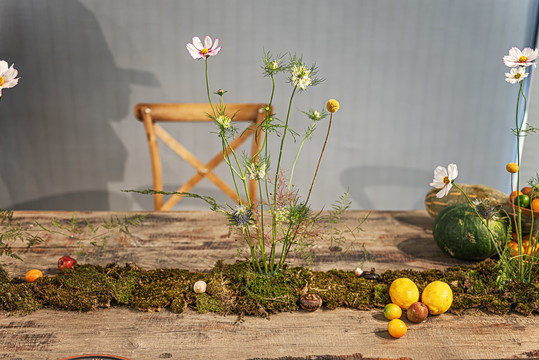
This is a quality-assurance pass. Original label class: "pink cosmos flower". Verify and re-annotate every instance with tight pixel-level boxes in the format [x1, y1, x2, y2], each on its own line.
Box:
[0, 60, 20, 97]
[430, 163, 458, 198]
[186, 36, 221, 60]
[503, 47, 538, 68]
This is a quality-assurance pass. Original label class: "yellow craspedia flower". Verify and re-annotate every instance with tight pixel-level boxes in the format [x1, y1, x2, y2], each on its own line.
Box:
[326, 99, 340, 113]
[506, 162, 519, 174]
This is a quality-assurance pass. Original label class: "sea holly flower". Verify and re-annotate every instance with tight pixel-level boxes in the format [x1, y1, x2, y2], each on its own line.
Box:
[503, 47, 538, 68]
[0, 60, 20, 97]
[430, 163, 458, 198]
[505, 67, 528, 84]
[231, 205, 252, 226]
[186, 36, 221, 60]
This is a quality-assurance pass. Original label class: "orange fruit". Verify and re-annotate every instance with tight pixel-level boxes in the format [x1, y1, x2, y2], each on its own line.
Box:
[383, 303, 402, 320]
[25, 269, 43, 283]
[508, 241, 520, 256]
[531, 198, 539, 212]
[510, 190, 524, 202]
[387, 319, 407, 338]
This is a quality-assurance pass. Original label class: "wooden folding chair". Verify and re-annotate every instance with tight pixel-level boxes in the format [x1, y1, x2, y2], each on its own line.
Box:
[134, 103, 270, 210]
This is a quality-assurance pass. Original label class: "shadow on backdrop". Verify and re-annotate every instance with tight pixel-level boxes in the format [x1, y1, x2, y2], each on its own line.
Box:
[0, 0, 158, 210]
[341, 165, 431, 210]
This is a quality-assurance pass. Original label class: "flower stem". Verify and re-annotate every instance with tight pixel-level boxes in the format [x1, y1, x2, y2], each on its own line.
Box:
[288, 119, 316, 191]
[205, 58, 216, 117]
[305, 112, 333, 206]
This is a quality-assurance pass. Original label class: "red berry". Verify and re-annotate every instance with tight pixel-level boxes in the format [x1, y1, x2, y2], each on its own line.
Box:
[58, 256, 77, 271]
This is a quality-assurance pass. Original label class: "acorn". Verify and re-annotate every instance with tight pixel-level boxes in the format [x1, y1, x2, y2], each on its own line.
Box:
[299, 293, 322, 312]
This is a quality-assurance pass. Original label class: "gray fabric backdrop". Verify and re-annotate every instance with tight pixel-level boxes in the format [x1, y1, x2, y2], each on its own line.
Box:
[0, 0, 538, 211]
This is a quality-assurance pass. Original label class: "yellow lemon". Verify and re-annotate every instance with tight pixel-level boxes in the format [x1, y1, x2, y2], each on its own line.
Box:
[389, 278, 419, 310]
[421, 280, 453, 315]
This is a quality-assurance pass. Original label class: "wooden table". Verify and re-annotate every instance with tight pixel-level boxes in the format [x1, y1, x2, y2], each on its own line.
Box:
[0, 210, 538, 360]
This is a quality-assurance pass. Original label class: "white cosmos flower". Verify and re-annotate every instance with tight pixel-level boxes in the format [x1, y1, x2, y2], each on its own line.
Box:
[503, 47, 538, 68]
[505, 67, 529, 84]
[186, 36, 222, 60]
[0, 60, 20, 97]
[430, 163, 458, 198]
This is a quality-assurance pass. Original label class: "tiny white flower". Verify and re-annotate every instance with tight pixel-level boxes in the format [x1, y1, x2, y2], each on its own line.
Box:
[354, 268, 363, 277]
[248, 162, 266, 180]
[215, 115, 231, 129]
[505, 66, 529, 84]
[430, 163, 458, 198]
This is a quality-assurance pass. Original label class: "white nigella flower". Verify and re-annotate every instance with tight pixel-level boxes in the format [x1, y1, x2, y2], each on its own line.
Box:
[247, 162, 266, 180]
[503, 47, 538, 68]
[215, 115, 231, 129]
[290, 64, 312, 90]
[430, 163, 458, 198]
[505, 66, 529, 84]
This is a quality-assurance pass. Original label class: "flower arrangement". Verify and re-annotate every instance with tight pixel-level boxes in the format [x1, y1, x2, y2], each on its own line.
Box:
[430, 46, 539, 284]
[135, 35, 363, 276]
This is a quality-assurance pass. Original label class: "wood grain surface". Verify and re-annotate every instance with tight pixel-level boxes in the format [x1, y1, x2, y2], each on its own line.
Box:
[0, 210, 537, 360]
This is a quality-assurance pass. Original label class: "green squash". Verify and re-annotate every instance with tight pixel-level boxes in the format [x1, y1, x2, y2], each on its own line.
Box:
[433, 203, 509, 261]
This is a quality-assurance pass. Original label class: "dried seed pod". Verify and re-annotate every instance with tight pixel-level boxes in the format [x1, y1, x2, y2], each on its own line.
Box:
[193, 280, 207, 294]
[299, 293, 322, 312]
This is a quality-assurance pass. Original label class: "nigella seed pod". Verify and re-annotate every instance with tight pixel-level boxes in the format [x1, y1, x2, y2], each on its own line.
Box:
[193, 280, 207, 294]
[299, 293, 322, 312]
[354, 268, 363, 277]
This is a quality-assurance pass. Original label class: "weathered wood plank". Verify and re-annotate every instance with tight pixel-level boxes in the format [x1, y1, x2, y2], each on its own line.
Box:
[0, 308, 538, 360]
[3, 210, 467, 278]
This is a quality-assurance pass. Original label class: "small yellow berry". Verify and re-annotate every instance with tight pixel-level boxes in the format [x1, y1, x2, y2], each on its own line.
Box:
[506, 162, 519, 174]
[326, 99, 340, 113]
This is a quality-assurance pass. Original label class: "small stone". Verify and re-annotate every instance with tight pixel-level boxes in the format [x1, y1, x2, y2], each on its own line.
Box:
[361, 271, 380, 280]
[193, 280, 207, 294]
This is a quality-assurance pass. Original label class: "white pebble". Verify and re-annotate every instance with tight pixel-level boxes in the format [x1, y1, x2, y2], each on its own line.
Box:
[193, 280, 207, 294]
[354, 267, 363, 277]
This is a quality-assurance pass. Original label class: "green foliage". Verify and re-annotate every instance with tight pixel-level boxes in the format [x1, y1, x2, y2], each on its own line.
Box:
[0, 210, 45, 263]
[36, 213, 146, 260]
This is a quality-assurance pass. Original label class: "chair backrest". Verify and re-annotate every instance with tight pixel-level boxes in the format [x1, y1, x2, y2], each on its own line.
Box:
[134, 103, 270, 210]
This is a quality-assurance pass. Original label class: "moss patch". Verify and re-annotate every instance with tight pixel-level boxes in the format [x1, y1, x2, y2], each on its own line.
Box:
[0, 259, 538, 317]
